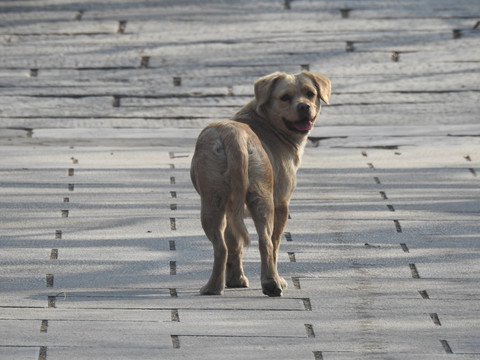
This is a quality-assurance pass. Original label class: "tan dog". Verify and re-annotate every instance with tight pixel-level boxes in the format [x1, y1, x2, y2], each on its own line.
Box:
[190, 71, 331, 296]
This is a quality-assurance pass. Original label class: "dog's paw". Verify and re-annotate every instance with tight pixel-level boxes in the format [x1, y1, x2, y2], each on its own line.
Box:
[226, 275, 249, 289]
[262, 277, 287, 297]
[200, 284, 224, 296]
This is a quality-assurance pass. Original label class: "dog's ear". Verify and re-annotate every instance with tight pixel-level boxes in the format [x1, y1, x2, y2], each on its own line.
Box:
[254, 72, 286, 114]
[302, 71, 331, 105]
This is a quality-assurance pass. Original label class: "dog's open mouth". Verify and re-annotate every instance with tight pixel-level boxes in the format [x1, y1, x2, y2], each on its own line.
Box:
[283, 117, 314, 134]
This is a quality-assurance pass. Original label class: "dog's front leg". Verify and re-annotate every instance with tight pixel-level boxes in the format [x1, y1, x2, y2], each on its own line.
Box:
[248, 194, 285, 297]
[259, 234, 285, 297]
[271, 202, 289, 290]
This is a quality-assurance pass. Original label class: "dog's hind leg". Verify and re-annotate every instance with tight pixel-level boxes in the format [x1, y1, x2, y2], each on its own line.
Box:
[225, 222, 250, 288]
[200, 199, 228, 295]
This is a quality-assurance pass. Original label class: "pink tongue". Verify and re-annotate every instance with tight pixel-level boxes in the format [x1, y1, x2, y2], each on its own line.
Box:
[293, 120, 312, 131]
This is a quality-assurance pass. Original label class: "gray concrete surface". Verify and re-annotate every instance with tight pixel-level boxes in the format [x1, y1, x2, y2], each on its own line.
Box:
[1, 1, 479, 359]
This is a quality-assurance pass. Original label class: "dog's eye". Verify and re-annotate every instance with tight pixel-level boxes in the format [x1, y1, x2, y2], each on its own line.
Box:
[280, 94, 291, 102]
[306, 91, 315, 99]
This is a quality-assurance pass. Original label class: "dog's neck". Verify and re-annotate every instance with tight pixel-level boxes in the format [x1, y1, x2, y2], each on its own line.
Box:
[236, 104, 307, 168]
[267, 124, 306, 167]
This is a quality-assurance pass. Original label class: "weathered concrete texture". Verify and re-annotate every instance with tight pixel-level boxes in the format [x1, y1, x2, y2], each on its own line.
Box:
[1, 0, 479, 359]
[1, 142, 479, 360]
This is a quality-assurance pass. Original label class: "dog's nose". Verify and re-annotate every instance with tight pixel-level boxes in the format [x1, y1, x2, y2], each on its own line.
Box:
[297, 102, 310, 114]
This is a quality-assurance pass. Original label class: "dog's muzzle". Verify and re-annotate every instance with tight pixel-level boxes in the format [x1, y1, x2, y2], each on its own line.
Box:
[283, 103, 315, 134]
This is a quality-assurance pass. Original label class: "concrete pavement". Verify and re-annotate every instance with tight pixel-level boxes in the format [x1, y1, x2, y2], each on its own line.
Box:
[1, 1, 479, 359]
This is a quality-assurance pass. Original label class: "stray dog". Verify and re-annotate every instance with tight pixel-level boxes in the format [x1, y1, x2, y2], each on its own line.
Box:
[190, 71, 331, 296]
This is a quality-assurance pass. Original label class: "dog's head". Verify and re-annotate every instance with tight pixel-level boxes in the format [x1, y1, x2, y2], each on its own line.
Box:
[254, 70, 331, 137]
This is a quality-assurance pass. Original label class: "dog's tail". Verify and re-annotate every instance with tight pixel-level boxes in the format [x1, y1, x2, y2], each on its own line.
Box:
[222, 126, 251, 247]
